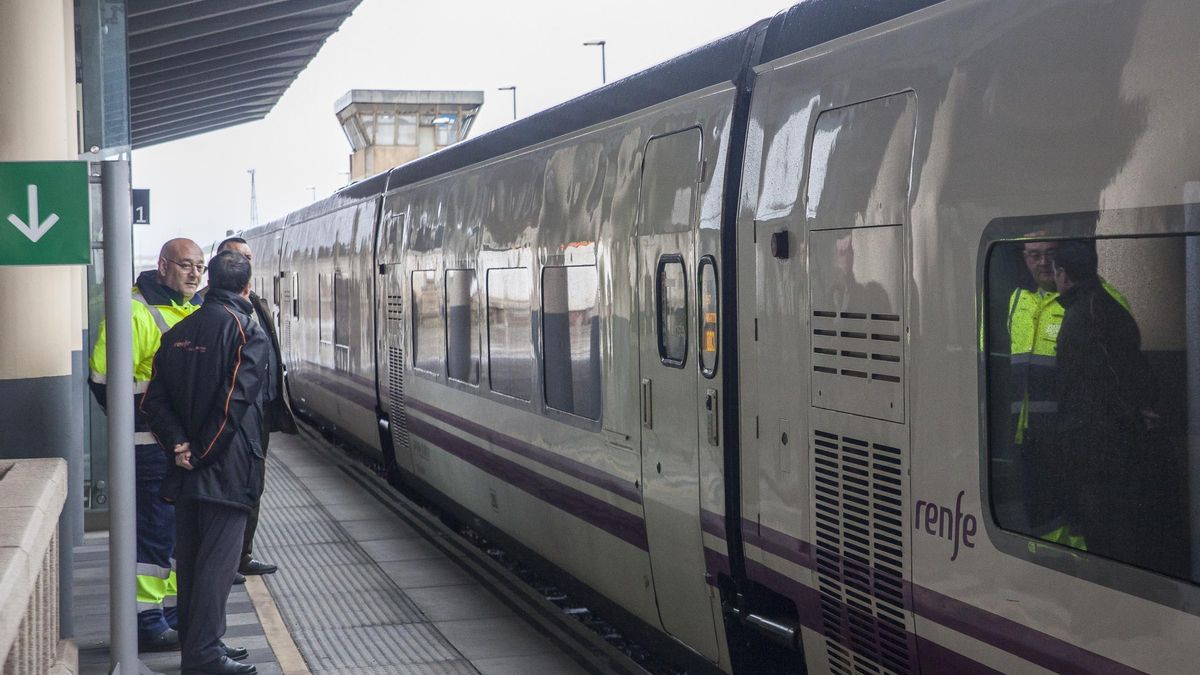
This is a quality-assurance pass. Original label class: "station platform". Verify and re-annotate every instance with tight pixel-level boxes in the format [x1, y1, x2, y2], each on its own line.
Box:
[71, 429, 603, 675]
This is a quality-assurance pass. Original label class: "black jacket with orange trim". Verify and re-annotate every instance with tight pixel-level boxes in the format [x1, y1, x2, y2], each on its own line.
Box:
[141, 288, 267, 511]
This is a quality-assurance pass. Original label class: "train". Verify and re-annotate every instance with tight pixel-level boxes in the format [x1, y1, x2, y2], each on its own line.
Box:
[235, 1, 1200, 672]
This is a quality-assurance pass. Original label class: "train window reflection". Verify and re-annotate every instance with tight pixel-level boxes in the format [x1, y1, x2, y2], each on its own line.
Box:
[699, 257, 718, 377]
[334, 271, 350, 349]
[487, 268, 533, 401]
[445, 270, 480, 385]
[412, 270, 443, 375]
[319, 272, 333, 345]
[542, 265, 601, 420]
[657, 256, 687, 367]
[986, 232, 1197, 582]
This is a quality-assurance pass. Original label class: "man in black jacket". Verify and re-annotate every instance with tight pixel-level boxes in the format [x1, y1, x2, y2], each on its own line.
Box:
[1052, 240, 1156, 561]
[212, 236, 297, 578]
[142, 250, 264, 675]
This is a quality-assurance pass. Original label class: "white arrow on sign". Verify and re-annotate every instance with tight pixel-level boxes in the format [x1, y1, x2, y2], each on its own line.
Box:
[7, 184, 60, 243]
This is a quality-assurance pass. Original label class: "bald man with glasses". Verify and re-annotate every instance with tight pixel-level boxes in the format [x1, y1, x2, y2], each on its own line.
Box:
[89, 237, 205, 651]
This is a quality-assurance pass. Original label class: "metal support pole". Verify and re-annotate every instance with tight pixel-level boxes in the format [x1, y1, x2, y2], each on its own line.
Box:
[498, 86, 517, 120]
[584, 40, 607, 84]
[102, 158, 138, 675]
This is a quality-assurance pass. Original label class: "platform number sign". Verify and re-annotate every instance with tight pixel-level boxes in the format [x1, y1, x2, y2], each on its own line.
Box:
[0, 161, 89, 265]
[132, 189, 150, 225]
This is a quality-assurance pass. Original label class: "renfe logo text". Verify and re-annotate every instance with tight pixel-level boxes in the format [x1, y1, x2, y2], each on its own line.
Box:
[914, 490, 977, 561]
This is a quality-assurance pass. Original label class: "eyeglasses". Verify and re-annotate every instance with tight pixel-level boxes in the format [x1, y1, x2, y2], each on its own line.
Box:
[163, 258, 207, 274]
[1022, 250, 1056, 263]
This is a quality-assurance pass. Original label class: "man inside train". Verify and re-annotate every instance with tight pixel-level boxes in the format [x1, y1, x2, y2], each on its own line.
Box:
[1050, 240, 1157, 562]
[1006, 233, 1127, 548]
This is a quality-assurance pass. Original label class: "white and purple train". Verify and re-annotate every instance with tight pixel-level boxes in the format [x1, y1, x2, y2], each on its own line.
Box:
[239, 1, 1200, 672]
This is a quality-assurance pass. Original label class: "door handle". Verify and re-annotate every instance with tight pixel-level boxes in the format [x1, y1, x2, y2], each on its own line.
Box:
[705, 389, 719, 446]
[641, 378, 653, 429]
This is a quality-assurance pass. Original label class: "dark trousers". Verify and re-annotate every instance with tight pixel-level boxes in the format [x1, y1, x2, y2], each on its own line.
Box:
[241, 460, 266, 565]
[176, 499, 247, 667]
[135, 443, 176, 637]
[241, 418, 271, 565]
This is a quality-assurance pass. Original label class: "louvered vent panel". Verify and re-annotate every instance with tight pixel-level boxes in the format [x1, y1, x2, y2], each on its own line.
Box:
[812, 309, 903, 423]
[282, 319, 293, 364]
[812, 429, 911, 675]
[386, 295, 411, 454]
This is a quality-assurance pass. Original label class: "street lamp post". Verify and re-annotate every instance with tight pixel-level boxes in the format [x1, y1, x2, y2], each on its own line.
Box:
[498, 86, 517, 120]
[583, 40, 607, 84]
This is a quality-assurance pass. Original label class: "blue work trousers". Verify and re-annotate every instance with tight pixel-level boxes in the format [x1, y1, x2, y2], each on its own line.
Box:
[135, 443, 177, 638]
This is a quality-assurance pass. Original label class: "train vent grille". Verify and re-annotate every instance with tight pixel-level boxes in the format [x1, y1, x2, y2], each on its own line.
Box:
[812, 429, 910, 674]
[811, 310, 902, 384]
[282, 319, 293, 364]
[386, 294, 404, 322]
[386, 295, 411, 453]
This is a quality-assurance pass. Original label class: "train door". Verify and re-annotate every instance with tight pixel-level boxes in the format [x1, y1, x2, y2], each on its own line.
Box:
[636, 127, 720, 660]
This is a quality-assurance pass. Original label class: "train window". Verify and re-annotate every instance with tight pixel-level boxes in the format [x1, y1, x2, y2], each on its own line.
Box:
[334, 271, 350, 349]
[657, 256, 687, 367]
[445, 269, 480, 385]
[699, 256, 718, 377]
[487, 268, 533, 401]
[542, 265, 601, 420]
[318, 273, 333, 345]
[411, 270, 443, 375]
[397, 115, 418, 146]
[640, 129, 701, 235]
[985, 230, 1197, 583]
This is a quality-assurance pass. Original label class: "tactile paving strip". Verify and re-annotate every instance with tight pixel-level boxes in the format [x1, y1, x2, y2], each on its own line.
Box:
[255, 455, 472, 673]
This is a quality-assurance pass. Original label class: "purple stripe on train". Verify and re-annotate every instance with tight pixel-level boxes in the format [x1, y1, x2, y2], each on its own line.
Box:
[406, 397, 643, 504]
[407, 415, 649, 551]
[701, 511, 1146, 675]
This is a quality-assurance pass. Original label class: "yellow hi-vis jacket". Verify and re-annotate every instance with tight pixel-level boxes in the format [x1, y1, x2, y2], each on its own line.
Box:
[88, 272, 200, 445]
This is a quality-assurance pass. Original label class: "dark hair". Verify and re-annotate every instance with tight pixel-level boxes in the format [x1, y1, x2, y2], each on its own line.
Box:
[208, 250, 251, 292]
[217, 236, 247, 251]
[1054, 239, 1098, 283]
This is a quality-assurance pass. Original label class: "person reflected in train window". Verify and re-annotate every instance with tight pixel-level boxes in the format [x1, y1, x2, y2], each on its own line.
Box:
[828, 232, 889, 313]
[1050, 240, 1157, 559]
[1004, 235, 1128, 541]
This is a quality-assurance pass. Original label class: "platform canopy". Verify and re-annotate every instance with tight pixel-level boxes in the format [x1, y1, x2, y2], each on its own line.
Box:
[127, 0, 362, 148]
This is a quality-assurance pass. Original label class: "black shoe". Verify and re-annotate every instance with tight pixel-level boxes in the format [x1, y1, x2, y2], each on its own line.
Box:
[182, 655, 257, 674]
[138, 628, 180, 652]
[239, 558, 278, 576]
[221, 641, 249, 661]
[233, 572, 246, 585]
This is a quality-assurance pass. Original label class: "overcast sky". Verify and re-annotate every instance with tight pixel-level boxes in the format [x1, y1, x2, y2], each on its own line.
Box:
[130, 0, 795, 259]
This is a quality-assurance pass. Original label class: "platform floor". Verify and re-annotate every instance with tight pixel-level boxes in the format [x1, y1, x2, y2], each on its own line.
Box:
[74, 429, 591, 675]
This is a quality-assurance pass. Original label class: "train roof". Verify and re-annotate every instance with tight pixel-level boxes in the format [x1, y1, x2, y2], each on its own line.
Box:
[377, 18, 767, 195]
[759, 0, 945, 64]
[282, 0, 947, 227]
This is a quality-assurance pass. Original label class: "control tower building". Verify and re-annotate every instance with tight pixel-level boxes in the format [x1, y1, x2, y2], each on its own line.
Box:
[335, 89, 484, 181]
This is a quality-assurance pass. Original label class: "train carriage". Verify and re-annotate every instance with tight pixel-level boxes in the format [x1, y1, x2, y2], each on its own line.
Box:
[239, 1, 1200, 672]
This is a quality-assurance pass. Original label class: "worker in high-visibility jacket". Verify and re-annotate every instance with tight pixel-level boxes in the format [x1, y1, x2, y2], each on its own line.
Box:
[89, 238, 205, 651]
[1007, 238, 1126, 548]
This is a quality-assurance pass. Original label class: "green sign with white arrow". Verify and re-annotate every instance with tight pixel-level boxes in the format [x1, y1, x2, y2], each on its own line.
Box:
[0, 161, 90, 265]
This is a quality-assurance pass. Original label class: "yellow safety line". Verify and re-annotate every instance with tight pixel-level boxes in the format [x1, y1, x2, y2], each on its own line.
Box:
[243, 575, 311, 675]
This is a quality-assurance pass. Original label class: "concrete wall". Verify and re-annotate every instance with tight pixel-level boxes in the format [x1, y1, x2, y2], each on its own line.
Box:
[0, 0, 85, 640]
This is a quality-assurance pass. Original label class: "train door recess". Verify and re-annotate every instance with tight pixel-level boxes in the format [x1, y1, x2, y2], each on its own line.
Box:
[635, 127, 720, 660]
[804, 92, 917, 672]
[376, 210, 414, 473]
